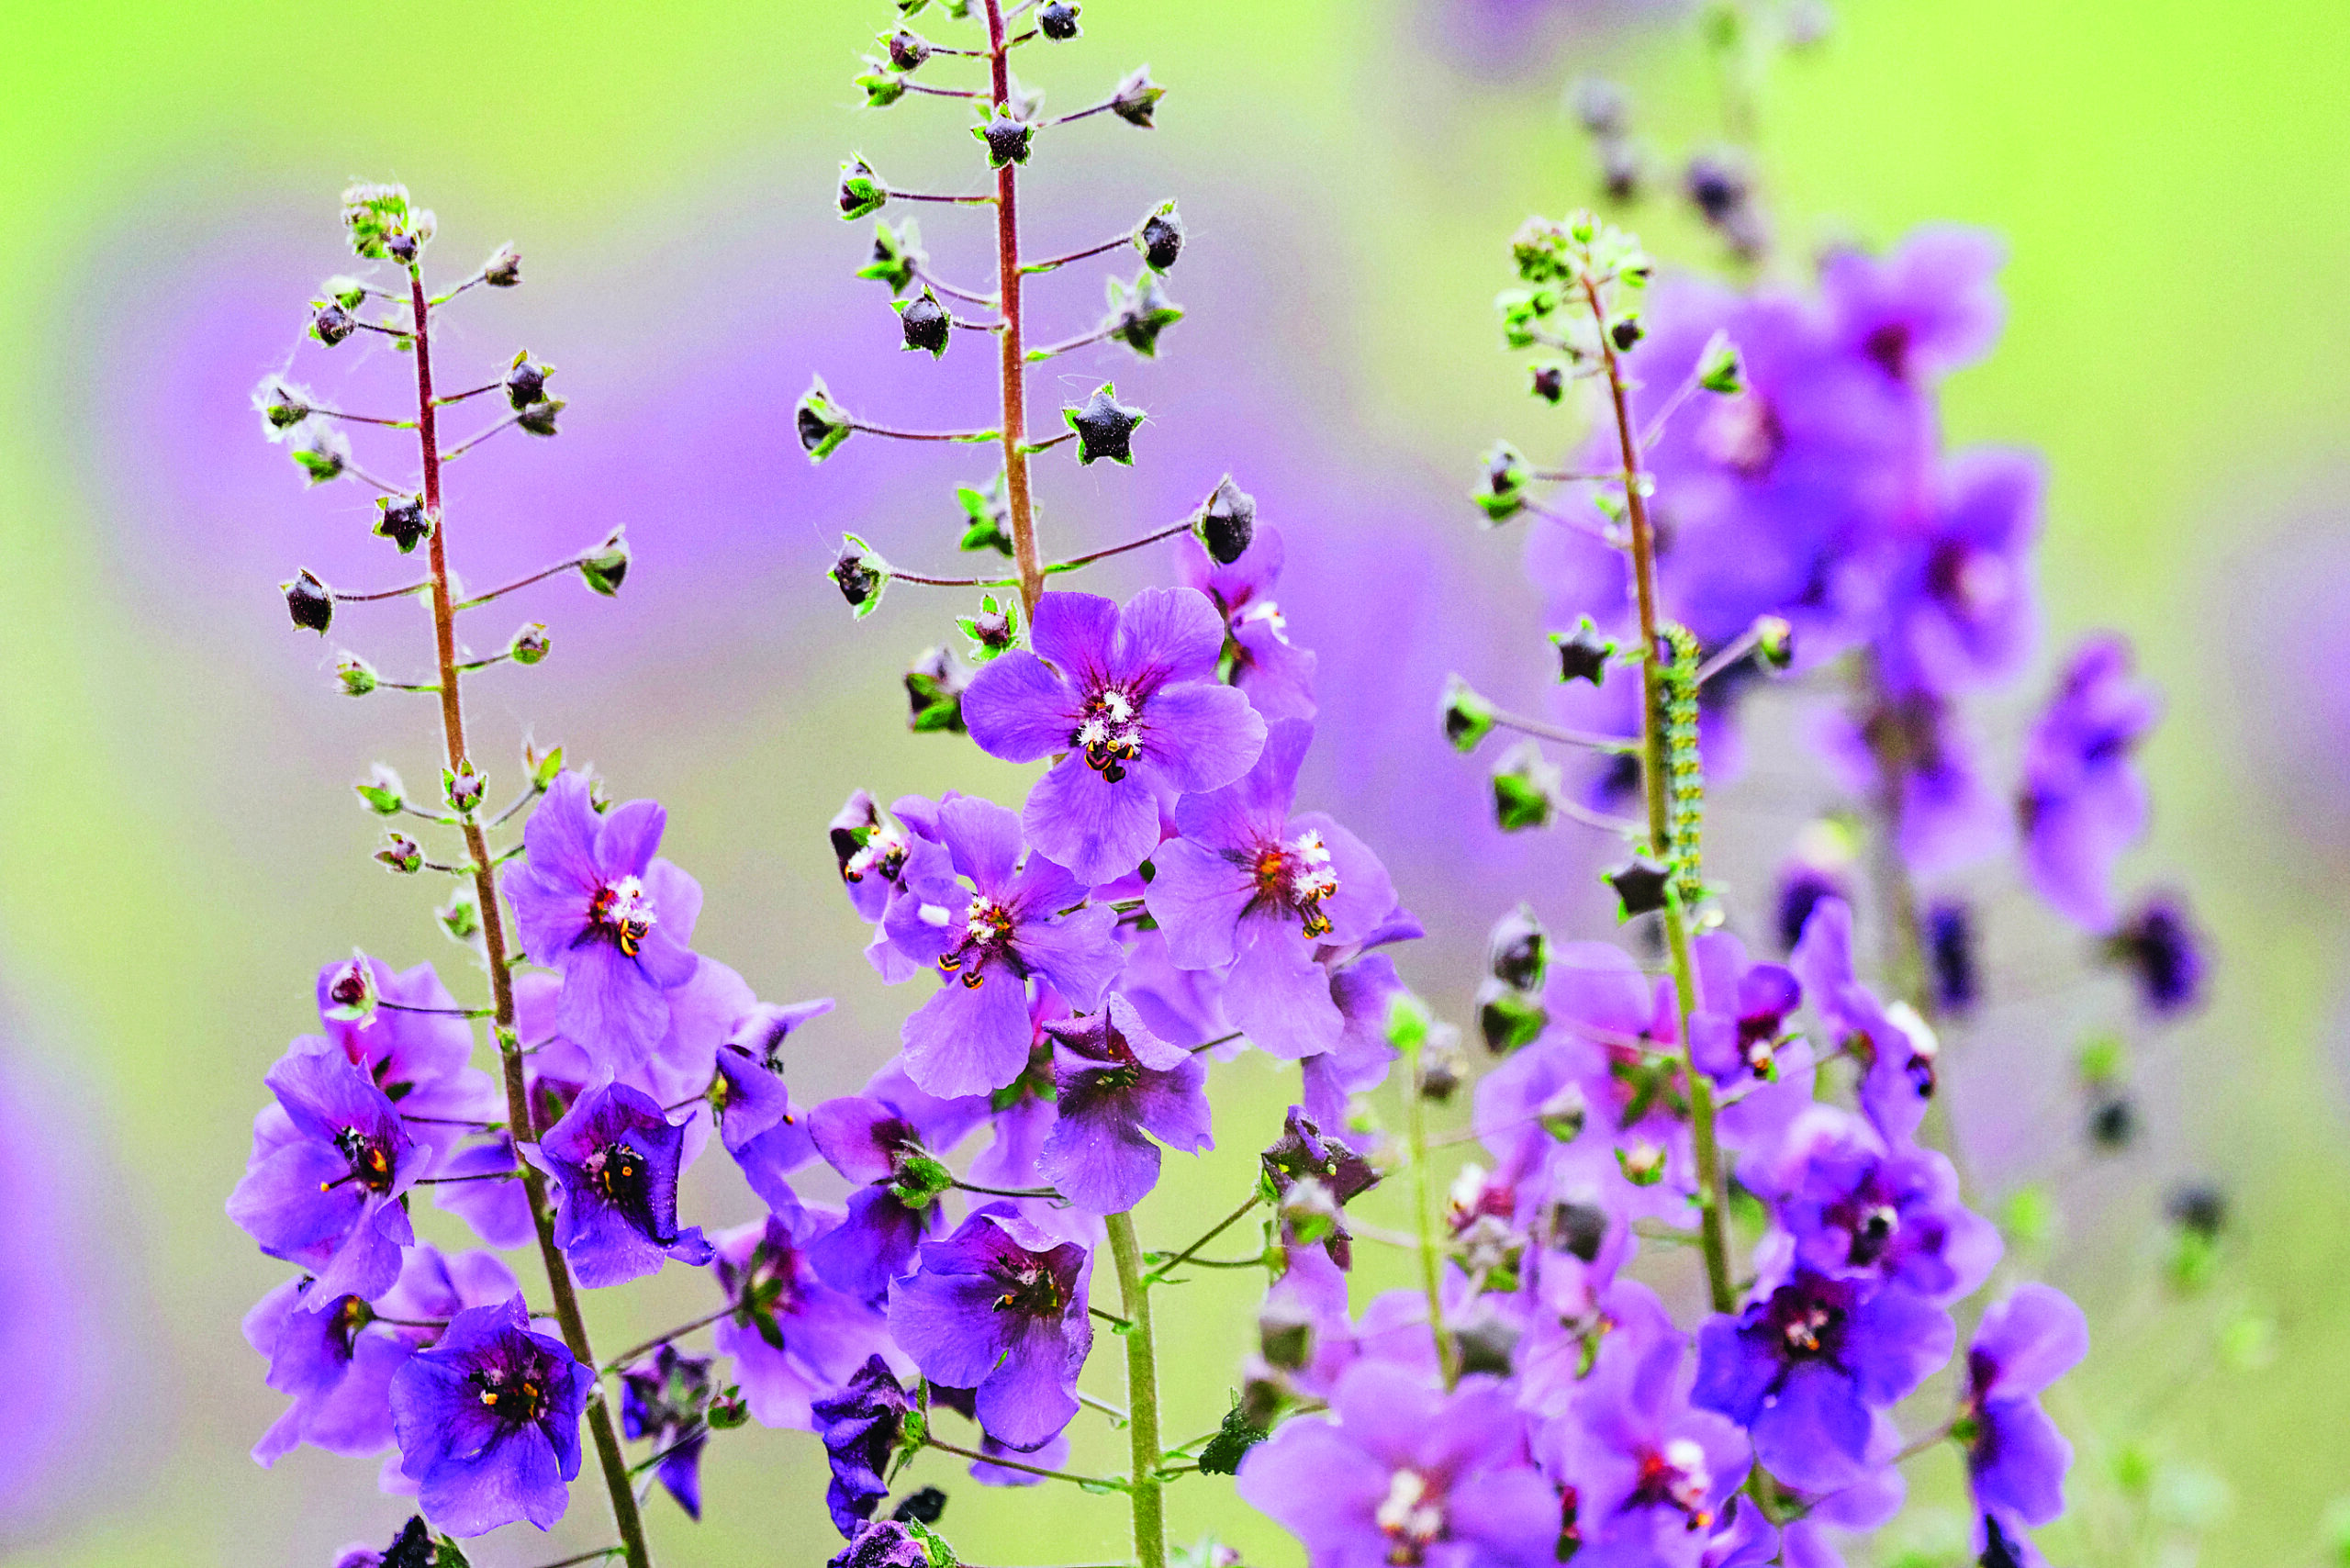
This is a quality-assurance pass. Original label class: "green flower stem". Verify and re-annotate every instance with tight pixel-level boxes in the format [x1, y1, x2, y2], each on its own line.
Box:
[1406, 1046, 1463, 1389]
[403, 266, 655, 1568]
[1585, 271, 1738, 1316]
[1103, 1211, 1168, 1568]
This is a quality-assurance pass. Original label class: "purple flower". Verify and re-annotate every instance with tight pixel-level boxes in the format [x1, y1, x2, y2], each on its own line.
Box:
[712, 1210, 890, 1429]
[244, 1244, 519, 1467]
[1538, 1281, 1750, 1568]
[2019, 635, 2161, 929]
[806, 1092, 961, 1298]
[1758, 1105, 1999, 1305]
[830, 1519, 932, 1568]
[1304, 949, 1411, 1136]
[229, 1037, 422, 1305]
[1179, 524, 1319, 722]
[886, 1204, 1093, 1450]
[711, 1000, 831, 1218]
[620, 1344, 714, 1518]
[1147, 720, 1400, 1059]
[1961, 1283, 2087, 1555]
[510, 770, 703, 1070]
[883, 793, 1125, 1096]
[388, 1294, 595, 1536]
[1237, 1360, 1561, 1568]
[1819, 687, 2007, 878]
[1790, 899, 1939, 1143]
[1036, 994, 1213, 1214]
[1819, 226, 2006, 390]
[2104, 891, 2209, 1016]
[533, 1080, 713, 1287]
[1875, 448, 2042, 696]
[962, 587, 1268, 885]
[1263, 1103, 1381, 1269]
[1691, 1271, 1953, 1493]
[314, 954, 498, 1126]
[810, 1354, 915, 1535]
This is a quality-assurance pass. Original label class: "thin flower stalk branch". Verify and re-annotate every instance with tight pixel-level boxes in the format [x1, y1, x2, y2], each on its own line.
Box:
[442, 411, 524, 462]
[451, 551, 601, 611]
[601, 1305, 742, 1375]
[331, 578, 432, 604]
[1021, 233, 1131, 275]
[846, 418, 1001, 443]
[924, 1436, 1118, 1489]
[401, 267, 655, 1568]
[1046, 519, 1196, 574]
[1143, 1192, 1259, 1283]
[913, 265, 999, 307]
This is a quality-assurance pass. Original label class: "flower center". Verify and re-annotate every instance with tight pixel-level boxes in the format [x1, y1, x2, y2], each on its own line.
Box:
[940, 900, 1016, 989]
[1696, 392, 1783, 478]
[841, 827, 908, 886]
[1929, 539, 2013, 618]
[587, 1140, 650, 1212]
[1633, 1438, 1715, 1530]
[1072, 686, 1145, 782]
[1778, 1300, 1842, 1359]
[992, 1260, 1069, 1318]
[1850, 1203, 1901, 1266]
[322, 1126, 396, 1195]
[588, 875, 657, 958]
[1252, 830, 1339, 938]
[1374, 1469, 1447, 1562]
[476, 1365, 549, 1426]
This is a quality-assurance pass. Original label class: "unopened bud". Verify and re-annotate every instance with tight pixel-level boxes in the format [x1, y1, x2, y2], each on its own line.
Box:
[483, 243, 522, 287]
[376, 832, 423, 874]
[2165, 1181, 2227, 1240]
[578, 530, 631, 597]
[797, 377, 855, 461]
[1684, 150, 1751, 226]
[973, 107, 1034, 168]
[897, 289, 952, 358]
[956, 592, 1020, 661]
[354, 764, 405, 816]
[309, 300, 359, 348]
[1453, 1311, 1521, 1378]
[831, 533, 889, 619]
[1493, 741, 1561, 831]
[1752, 613, 1794, 671]
[1476, 440, 1529, 523]
[1107, 270, 1183, 358]
[839, 158, 889, 221]
[1137, 200, 1184, 272]
[1195, 476, 1257, 564]
[284, 569, 335, 634]
[886, 28, 932, 70]
[1549, 1198, 1607, 1261]
[323, 956, 375, 1020]
[1528, 363, 1568, 404]
[957, 475, 1013, 555]
[1550, 617, 1614, 687]
[1111, 66, 1164, 128]
[1417, 1025, 1466, 1102]
[858, 218, 925, 296]
[1277, 1177, 1340, 1248]
[517, 398, 565, 437]
[706, 1389, 752, 1431]
[1597, 136, 1643, 203]
[1440, 675, 1496, 753]
[1258, 1298, 1315, 1371]
[505, 353, 554, 411]
[1697, 329, 1744, 394]
[905, 645, 970, 734]
[1477, 981, 1544, 1055]
[335, 653, 379, 697]
[438, 887, 483, 943]
[374, 494, 431, 554]
[1604, 858, 1671, 919]
[1616, 1140, 1666, 1186]
[293, 428, 349, 486]
[341, 181, 432, 263]
[1486, 902, 1550, 990]
[253, 377, 312, 436]
[1039, 0, 1080, 39]
[509, 622, 551, 666]
[1539, 1083, 1589, 1144]
[1609, 313, 1644, 352]
[1063, 383, 1146, 466]
[1569, 77, 1630, 137]
[858, 65, 910, 108]
[2087, 1092, 2136, 1151]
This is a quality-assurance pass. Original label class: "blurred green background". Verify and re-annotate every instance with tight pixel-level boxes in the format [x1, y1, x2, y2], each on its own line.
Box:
[2, 0, 2348, 1564]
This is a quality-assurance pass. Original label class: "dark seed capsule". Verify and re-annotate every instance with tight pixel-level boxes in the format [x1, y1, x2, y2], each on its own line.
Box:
[1039, 0, 1080, 39]
[284, 569, 334, 634]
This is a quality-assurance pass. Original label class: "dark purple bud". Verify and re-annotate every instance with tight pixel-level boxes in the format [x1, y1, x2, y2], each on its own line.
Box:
[2105, 893, 2208, 1017]
[1138, 200, 1183, 271]
[1684, 149, 1751, 225]
[284, 569, 334, 633]
[886, 28, 932, 70]
[483, 243, 522, 286]
[1550, 618, 1614, 687]
[377, 832, 423, 874]
[897, 290, 951, 358]
[1111, 66, 1164, 127]
[310, 300, 358, 347]
[1605, 859, 1671, 920]
[374, 494, 431, 554]
[517, 398, 565, 437]
[445, 761, 487, 813]
[890, 1486, 947, 1525]
[1039, 0, 1080, 39]
[830, 536, 887, 617]
[1063, 383, 1145, 465]
[1418, 1025, 1466, 1102]
[1476, 980, 1546, 1055]
[1528, 363, 1568, 403]
[904, 644, 971, 734]
[1259, 1296, 1315, 1371]
[1569, 77, 1629, 136]
[2165, 1181, 2226, 1239]
[1486, 902, 1548, 990]
[1598, 137, 1642, 202]
[505, 352, 554, 411]
[974, 109, 1034, 168]
[1609, 313, 1644, 352]
[324, 956, 375, 1017]
[1926, 900, 1978, 1016]
[579, 531, 631, 597]
[1550, 1199, 1607, 1262]
[2087, 1092, 2136, 1150]
[1453, 1310, 1520, 1377]
[1195, 475, 1257, 564]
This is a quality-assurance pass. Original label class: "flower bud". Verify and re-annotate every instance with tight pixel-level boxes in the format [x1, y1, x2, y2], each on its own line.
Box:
[1752, 613, 1794, 671]
[253, 377, 313, 437]
[1925, 900, 1977, 1017]
[374, 494, 431, 554]
[483, 242, 523, 287]
[1608, 313, 1644, 352]
[1277, 1176, 1341, 1248]
[292, 426, 349, 486]
[797, 376, 854, 461]
[2087, 1092, 2136, 1151]
[1453, 1308, 1521, 1378]
[1107, 270, 1184, 358]
[1440, 675, 1496, 753]
[1063, 383, 1145, 465]
[1136, 200, 1183, 272]
[354, 764, 405, 815]
[896, 289, 952, 358]
[956, 592, 1021, 661]
[706, 1388, 752, 1432]
[517, 398, 565, 437]
[1550, 617, 1614, 687]
[1604, 857, 1671, 918]
[1597, 136, 1643, 203]
[335, 653, 378, 697]
[1549, 1198, 1607, 1260]
[2103, 893, 2209, 1018]
[2165, 1181, 2227, 1239]
[957, 474, 1013, 554]
[885, 28, 932, 70]
[445, 760, 487, 812]
[1492, 740, 1560, 831]
[323, 955, 376, 1020]
[1698, 329, 1744, 394]
[1538, 1083, 1589, 1144]
[509, 622, 551, 666]
[839, 158, 889, 221]
[1258, 1297, 1315, 1372]
[438, 887, 483, 943]
[376, 832, 423, 874]
[831, 533, 889, 619]
[905, 645, 971, 733]
[1570, 78, 1629, 137]
[973, 106, 1034, 168]
[505, 352, 554, 411]
[1417, 1024, 1466, 1102]
[1683, 149, 1751, 226]
[858, 64, 910, 108]
[284, 569, 335, 634]
[1194, 476, 1257, 564]
[1510, 216, 1572, 285]
[1485, 903, 1549, 991]
[1039, 1, 1080, 39]
[1475, 440, 1529, 523]
[889, 1146, 955, 1209]
[1528, 364, 1567, 404]
[1616, 1140, 1666, 1186]
[341, 181, 433, 263]
[1111, 66, 1164, 127]
[578, 530, 631, 597]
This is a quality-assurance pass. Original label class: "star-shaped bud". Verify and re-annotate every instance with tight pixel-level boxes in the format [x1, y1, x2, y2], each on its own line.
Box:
[1108, 270, 1184, 357]
[1528, 363, 1568, 403]
[858, 218, 926, 296]
[1491, 740, 1561, 831]
[1194, 475, 1256, 564]
[1112, 66, 1164, 128]
[956, 592, 1021, 662]
[957, 473, 1012, 555]
[341, 181, 434, 263]
[283, 569, 334, 634]
[373, 494, 431, 554]
[839, 158, 889, 221]
[292, 427, 349, 486]
[444, 760, 487, 813]
[578, 530, 631, 597]
[1550, 617, 1615, 686]
[1137, 199, 1184, 272]
[1039, 1, 1080, 39]
[1063, 383, 1145, 465]
[505, 352, 554, 410]
[1475, 440, 1529, 523]
[973, 106, 1034, 168]
[1605, 858, 1672, 919]
[830, 534, 890, 619]
[896, 289, 952, 358]
[797, 376, 855, 462]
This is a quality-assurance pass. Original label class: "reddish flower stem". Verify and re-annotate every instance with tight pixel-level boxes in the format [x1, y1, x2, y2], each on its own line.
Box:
[984, 0, 1045, 617]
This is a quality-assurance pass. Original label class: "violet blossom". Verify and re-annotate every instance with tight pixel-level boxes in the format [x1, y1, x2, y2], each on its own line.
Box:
[962, 586, 1268, 886]
[1757, 1104, 1999, 1305]
[1875, 448, 2042, 696]
[509, 769, 703, 1070]
[1178, 522, 1318, 722]
[1790, 899, 1939, 1143]
[1036, 993, 1213, 1214]
[620, 1344, 714, 1518]
[1147, 719, 1400, 1059]
[710, 999, 832, 1218]
[2019, 634, 2161, 929]
[1961, 1283, 2087, 1562]
[712, 1209, 891, 1429]
[2105, 891, 2209, 1016]
[532, 1080, 713, 1287]
[811, 1354, 916, 1535]
[387, 1294, 596, 1536]
[806, 1091, 964, 1298]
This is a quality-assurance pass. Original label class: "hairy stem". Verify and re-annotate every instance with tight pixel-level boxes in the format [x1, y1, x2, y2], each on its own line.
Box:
[1586, 273, 1737, 1316]
[983, 0, 1045, 616]
[405, 268, 655, 1568]
[1103, 1212, 1167, 1568]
